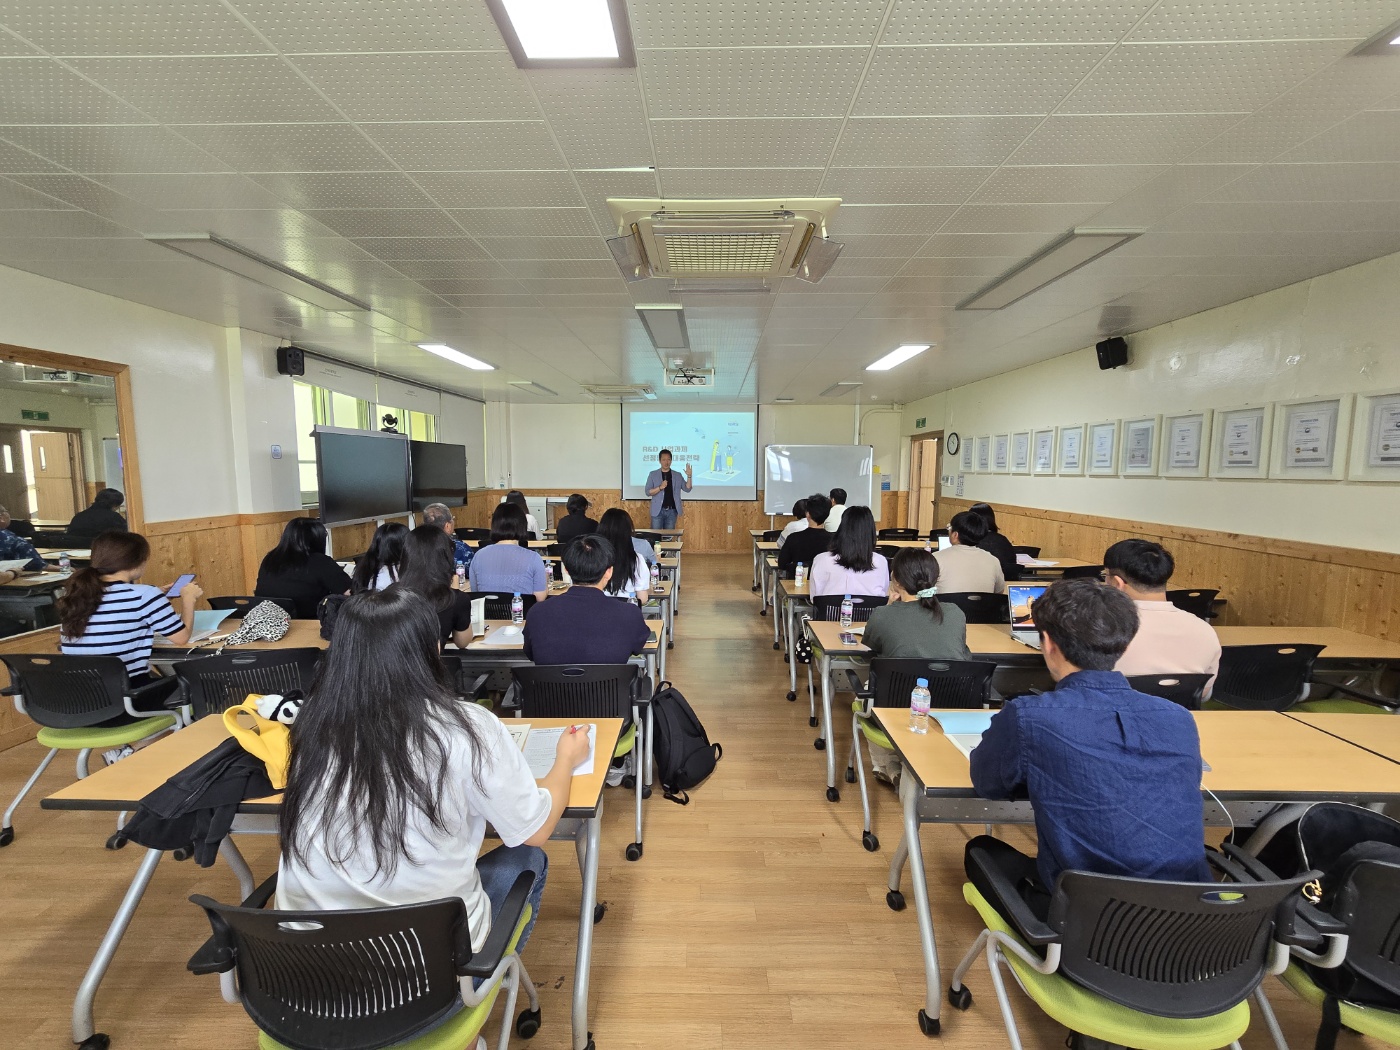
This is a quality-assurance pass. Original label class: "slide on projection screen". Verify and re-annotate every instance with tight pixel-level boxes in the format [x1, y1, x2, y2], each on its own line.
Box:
[622, 405, 758, 500]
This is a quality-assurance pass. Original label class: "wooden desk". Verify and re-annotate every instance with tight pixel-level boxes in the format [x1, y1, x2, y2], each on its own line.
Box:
[870, 706, 1400, 1035]
[756, 541, 778, 614]
[1016, 555, 1100, 577]
[1215, 626, 1400, 663]
[36, 547, 91, 561]
[0, 570, 67, 590]
[44, 713, 623, 1050]
[1288, 712, 1400, 764]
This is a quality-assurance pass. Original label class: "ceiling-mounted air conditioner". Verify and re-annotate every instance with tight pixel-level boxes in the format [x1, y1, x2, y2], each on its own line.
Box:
[606, 198, 843, 283]
[582, 383, 657, 402]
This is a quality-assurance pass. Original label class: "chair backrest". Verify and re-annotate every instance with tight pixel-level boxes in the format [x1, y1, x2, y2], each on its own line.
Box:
[1049, 867, 1310, 1018]
[936, 591, 1009, 625]
[172, 648, 324, 719]
[1011, 545, 1041, 558]
[870, 658, 996, 710]
[760, 530, 781, 542]
[634, 531, 664, 545]
[1167, 588, 1220, 620]
[1126, 673, 1213, 711]
[545, 542, 565, 558]
[464, 591, 538, 621]
[1214, 644, 1325, 711]
[877, 528, 918, 540]
[811, 594, 887, 623]
[1059, 564, 1105, 580]
[189, 893, 468, 1050]
[0, 653, 130, 729]
[510, 663, 641, 720]
[207, 595, 297, 618]
[1334, 859, 1400, 998]
[460, 527, 492, 542]
[928, 528, 949, 542]
[875, 544, 901, 560]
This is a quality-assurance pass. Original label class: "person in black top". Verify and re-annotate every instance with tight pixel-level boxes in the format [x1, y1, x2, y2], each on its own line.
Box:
[254, 517, 351, 619]
[67, 488, 128, 543]
[523, 536, 649, 665]
[391, 526, 472, 648]
[969, 502, 1020, 582]
[555, 493, 598, 546]
[776, 493, 834, 578]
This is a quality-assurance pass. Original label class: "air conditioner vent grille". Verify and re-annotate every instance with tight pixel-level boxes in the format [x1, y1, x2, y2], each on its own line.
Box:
[656, 231, 786, 274]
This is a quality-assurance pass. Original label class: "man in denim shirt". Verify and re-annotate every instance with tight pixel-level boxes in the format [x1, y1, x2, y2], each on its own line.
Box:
[0, 506, 46, 573]
[969, 579, 1209, 916]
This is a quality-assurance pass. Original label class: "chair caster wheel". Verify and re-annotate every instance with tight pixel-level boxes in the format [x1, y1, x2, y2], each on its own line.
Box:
[918, 1009, 940, 1036]
[641, 784, 651, 800]
[667, 641, 673, 650]
[626, 842, 643, 861]
[105, 831, 126, 850]
[783, 654, 790, 663]
[948, 984, 973, 1011]
[0, 826, 13, 847]
[810, 715, 821, 728]
[814, 736, 825, 750]
[887, 890, 906, 911]
[584, 1034, 595, 1050]
[786, 691, 796, 701]
[173, 845, 193, 862]
[593, 903, 606, 924]
[826, 787, 840, 803]
[621, 775, 635, 790]
[79, 1035, 110, 1050]
[751, 585, 759, 592]
[760, 608, 767, 616]
[844, 767, 856, 783]
[863, 832, 879, 852]
[516, 1007, 542, 1039]
[772, 640, 779, 649]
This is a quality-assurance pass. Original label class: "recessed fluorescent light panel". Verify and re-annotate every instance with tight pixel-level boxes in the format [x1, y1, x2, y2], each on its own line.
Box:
[486, 0, 635, 68]
[635, 304, 689, 350]
[508, 380, 557, 396]
[147, 233, 370, 313]
[417, 343, 495, 371]
[958, 228, 1144, 311]
[820, 381, 862, 398]
[866, 344, 931, 372]
[1351, 18, 1400, 54]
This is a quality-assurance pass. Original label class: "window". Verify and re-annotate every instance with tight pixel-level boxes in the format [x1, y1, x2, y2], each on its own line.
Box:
[293, 382, 437, 507]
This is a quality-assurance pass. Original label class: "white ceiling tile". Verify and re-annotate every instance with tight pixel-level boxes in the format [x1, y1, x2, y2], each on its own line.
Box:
[0, 175, 75, 209]
[631, 0, 888, 48]
[899, 256, 1023, 276]
[409, 170, 581, 210]
[0, 57, 148, 123]
[650, 118, 842, 168]
[942, 201, 1100, 233]
[1160, 200, 1400, 232]
[641, 48, 869, 119]
[0, 139, 62, 172]
[823, 167, 992, 205]
[1007, 113, 1245, 165]
[231, 0, 504, 53]
[968, 164, 1164, 204]
[1207, 162, 1400, 202]
[856, 46, 1109, 116]
[84, 172, 285, 210]
[884, 0, 1155, 44]
[831, 203, 959, 235]
[782, 275, 890, 295]
[659, 167, 823, 198]
[1061, 41, 1349, 114]
[351, 236, 490, 260]
[450, 208, 599, 238]
[361, 121, 565, 171]
[416, 277, 530, 296]
[1130, 0, 1396, 41]
[474, 236, 609, 260]
[305, 208, 457, 238]
[1279, 111, 1400, 163]
[0, 235, 160, 261]
[573, 169, 653, 234]
[835, 234, 928, 257]
[831, 115, 1043, 167]
[828, 256, 908, 278]
[527, 69, 653, 169]
[0, 0, 269, 56]
[0, 209, 135, 236]
[151, 207, 340, 243]
[4, 172, 159, 224]
[1082, 164, 1254, 227]
[517, 278, 627, 296]
[500, 259, 619, 280]
[172, 122, 386, 172]
[290, 52, 538, 122]
[917, 232, 1055, 257]
[0, 124, 229, 172]
[252, 171, 436, 210]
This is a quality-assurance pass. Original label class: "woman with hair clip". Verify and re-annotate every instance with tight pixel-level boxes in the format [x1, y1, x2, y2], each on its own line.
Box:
[255, 516, 351, 619]
[595, 508, 650, 603]
[277, 588, 590, 998]
[352, 521, 409, 593]
[810, 504, 889, 597]
[59, 531, 203, 739]
[394, 525, 474, 648]
[468, 503, 547, 602]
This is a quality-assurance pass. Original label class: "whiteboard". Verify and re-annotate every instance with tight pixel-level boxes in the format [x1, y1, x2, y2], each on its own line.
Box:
[101, 437, 123, 490]
[763, 445, 876, 518]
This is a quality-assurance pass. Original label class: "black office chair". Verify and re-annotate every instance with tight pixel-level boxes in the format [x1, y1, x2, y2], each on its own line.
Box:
[0, 654, 178, 848]
[760, 530, 781, 542]
[1126, 673, 1213, 710]
[1167, 588, 1219, 620]
[510, 664, 648, 865]
[635, 531, 665, 545]
[803, 595, 888, 732]
[937, 591, 1010, 625]
[464, 592, 538, 621]
[875, 544, 902, 560]
[928, 528, 949, 543]
[845, 658, 996, 851]
[460, 527, 492, 542]
[207, 595, 297, 618]
[1211, 644, 1326, 711]
[948, 838, 1321, 1045]
[877, 528, 919, 540]
[1059, 564, 1105, 580]
[171, 648, 323, 719]
[1011, 545, 1041, 559]
[188, 872, 541, 1050]
[545, 542, 565, 558]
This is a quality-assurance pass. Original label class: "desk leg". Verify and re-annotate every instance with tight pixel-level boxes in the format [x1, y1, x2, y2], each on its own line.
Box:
[773, 579, 782, 648]
[759, 554, 768, 613]
[73, 846, 164, 1046]
[573, 806, 602, 1050]
[898, 772, 942, 1034]
[671, 555, 681, 614]
[665, 594, 673, 652]
[786, 596, 798, 699]
[820, 649, 838, 801]
[751, 539, 759, 591]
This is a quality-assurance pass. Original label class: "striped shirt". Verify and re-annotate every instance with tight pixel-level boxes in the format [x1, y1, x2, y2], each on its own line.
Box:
[61, 582, 185, 678]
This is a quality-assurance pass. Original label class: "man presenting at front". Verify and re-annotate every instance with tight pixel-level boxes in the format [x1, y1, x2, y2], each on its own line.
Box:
[645, 448, 693, 530]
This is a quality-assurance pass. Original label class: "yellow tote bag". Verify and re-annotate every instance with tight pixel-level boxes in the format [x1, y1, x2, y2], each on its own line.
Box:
[222, 694, 293, 790]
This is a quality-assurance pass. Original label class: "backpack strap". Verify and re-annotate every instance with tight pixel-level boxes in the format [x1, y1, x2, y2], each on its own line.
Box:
[663, 788, 690, 806]
[1314, 994, 1341, 1050]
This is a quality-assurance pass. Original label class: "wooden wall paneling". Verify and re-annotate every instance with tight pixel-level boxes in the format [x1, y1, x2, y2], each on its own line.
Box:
[0, 627, 60, 751]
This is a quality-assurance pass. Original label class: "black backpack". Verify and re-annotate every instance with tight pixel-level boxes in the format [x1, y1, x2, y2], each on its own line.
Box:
[649, 681, 721, 804]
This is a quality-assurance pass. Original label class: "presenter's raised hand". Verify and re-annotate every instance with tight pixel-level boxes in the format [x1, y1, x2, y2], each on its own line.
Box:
[685, 463, 693, 479]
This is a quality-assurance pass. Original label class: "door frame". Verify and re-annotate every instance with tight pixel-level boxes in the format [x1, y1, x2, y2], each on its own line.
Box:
[0, 343, 142, 532]
[19, 425, 88, 520]
[908, 429, 944, 533]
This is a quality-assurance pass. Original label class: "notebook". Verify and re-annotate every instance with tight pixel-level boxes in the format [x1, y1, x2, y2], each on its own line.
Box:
[516, 723, 597, 777]
[1007, 583, 1049, 648]
[930, 710, 996, 760]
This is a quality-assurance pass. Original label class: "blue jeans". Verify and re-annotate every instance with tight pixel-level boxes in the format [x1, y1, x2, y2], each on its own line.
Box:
[477, 843, 548, 957]
[651, 507, 678, 530]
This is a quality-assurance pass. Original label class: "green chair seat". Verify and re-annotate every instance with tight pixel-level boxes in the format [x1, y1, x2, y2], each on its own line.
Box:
[36, 714, 176, 751]
[614, 722, 636, 759]
[852, 701, 894, 752]
[1291, 698, 1393, 714]
[1278, 963, 1400, 1045]
[259, 903, 533, 1050]
[963, 883, 1250, 1050]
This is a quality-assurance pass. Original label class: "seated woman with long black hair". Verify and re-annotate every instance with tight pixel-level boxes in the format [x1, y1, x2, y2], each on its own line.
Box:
[255, 517, 351, 618]
[394, 525, 474, 648]
[810, 504, 888, 597]
[351, 521, 409, 592]
[595, 508, 650, 603]
[277, 588, 590, 987]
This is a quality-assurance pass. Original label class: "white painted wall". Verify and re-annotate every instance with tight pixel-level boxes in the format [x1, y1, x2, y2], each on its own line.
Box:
[439, 393, 487, 491]
[900, 250, 1400, 552]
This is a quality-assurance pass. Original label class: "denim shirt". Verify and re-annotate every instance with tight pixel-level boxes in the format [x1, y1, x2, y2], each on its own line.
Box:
[970, 670, 1210, 892]
[0, 528, 45, 572]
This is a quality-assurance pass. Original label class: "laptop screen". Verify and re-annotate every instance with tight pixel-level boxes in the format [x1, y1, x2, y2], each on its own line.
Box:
[1008, 584, 1049, 631]
[937, 535, 951, 550]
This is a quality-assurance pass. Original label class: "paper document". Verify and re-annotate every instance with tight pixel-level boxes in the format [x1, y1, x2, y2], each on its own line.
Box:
[505, 722, 530, 750]
[0, 559, 32, 571]
[521, 723, 597, 778]
[945, 735, 983, 760]
[477, 625, 524, 647]
[931, 710, 996, 736]
[1015, 555, 1057, 567]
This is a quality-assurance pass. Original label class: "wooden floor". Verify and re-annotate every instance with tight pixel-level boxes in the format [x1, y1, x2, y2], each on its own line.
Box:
[0, 554, 1355, 1050]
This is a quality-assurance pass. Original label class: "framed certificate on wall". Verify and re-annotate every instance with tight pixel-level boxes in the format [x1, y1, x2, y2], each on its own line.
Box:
[1210, 404, 1272, 480]
[976, 436, 991, 472]
[1032, 428, 1055, 474]
[1162, 410, 1211, 478]
[1348, 390, 1400, 481]
[992, 434, 1010, 473]
[1058, 424, 1085, 475]
[1087, 420, 1119, 476]
[1120, 416, 1160, 476]
[1011, 431, 1031, 474]
[1270, 396, 1352, 481]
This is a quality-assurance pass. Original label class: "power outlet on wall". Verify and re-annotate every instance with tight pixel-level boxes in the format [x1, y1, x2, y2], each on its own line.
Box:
[727, 525, 732, 533]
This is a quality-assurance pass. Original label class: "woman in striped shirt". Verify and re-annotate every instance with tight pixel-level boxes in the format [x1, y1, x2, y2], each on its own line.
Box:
[58, 531, 203, 724]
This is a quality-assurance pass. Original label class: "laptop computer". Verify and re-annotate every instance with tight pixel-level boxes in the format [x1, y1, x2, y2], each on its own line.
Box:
[937, 535, 951, 551]
[1007, 583, 1049, 648]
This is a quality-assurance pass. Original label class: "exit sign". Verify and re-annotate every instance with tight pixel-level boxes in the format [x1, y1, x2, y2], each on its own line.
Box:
[20, 409, 49, 422]
[915, 416, 926, 429]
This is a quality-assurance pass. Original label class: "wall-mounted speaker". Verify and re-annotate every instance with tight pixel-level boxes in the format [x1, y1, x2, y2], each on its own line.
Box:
[276, 345, 306, 377]
[1095, 336, 1128, 371]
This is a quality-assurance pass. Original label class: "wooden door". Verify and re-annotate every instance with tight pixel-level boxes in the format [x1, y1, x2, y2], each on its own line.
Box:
[0, 427, 30, 519]
[916, 438, 942, 535]
[28, 431, 81, 522]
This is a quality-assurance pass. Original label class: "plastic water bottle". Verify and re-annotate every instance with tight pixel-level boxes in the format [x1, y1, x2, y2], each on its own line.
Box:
[794, 562, 806, 587]
[510, 592, 524, 624]
[58, 552, 70, 575]
[909, 677, 931, 735]
[840, 594, 854, 628]
[455, 562, 466, 588]
[924, 537, 933, 552]
[624, 586, 636, 605]
[650, 561, 660, 589]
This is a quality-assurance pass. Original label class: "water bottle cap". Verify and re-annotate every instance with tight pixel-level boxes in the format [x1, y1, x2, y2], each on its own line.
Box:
[844, 594, 851, 600]
[512, 592, 520, 598]
[916, 678, 928, 687]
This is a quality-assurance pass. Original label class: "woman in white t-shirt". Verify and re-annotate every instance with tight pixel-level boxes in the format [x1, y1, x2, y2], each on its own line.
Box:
[350, 521, 409, 593]
[596, 508, 651, 603]
[505, 490, 540, 538]
[810, 505, 889, 597]
[278, 588, 589, 977]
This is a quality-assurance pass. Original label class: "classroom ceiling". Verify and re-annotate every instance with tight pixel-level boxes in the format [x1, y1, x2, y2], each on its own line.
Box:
[1, 0, 1399, 406]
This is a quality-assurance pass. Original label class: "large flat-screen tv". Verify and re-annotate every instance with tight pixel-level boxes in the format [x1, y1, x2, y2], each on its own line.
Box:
[314, 427, 411, 525]
[409, 440, 468, 510]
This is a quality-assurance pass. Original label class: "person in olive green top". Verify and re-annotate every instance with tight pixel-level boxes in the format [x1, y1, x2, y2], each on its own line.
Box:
[862, 548, 971, 782]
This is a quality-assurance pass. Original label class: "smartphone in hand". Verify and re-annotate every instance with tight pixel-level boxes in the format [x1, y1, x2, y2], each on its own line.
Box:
[167, 573, 196, 598]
